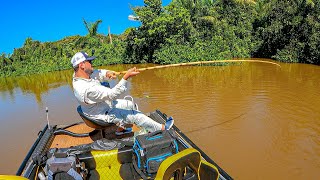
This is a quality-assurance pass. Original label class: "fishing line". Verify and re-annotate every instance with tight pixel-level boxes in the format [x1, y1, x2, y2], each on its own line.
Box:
[184, 113, 246, 134]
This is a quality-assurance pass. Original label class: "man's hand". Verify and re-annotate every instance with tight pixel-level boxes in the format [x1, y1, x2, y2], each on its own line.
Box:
[123, 67, 140, 80]
[106, 71, 117, 79]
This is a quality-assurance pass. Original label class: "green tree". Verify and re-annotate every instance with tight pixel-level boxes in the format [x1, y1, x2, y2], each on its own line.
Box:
[125, 0, 194, 63]
[253, 0, 319, 64]
[83, 19, 103, 36]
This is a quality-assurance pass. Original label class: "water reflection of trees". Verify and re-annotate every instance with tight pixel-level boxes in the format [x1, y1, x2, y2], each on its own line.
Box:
[128, 62, 285, 119]
[0, 64, 152, 104]
[1, 61, 318, 105]
[0, 70, 73, 103]
[151, 63, 254, 87]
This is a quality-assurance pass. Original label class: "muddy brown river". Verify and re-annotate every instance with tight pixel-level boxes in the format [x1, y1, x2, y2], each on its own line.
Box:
[0, 60, 319, 179]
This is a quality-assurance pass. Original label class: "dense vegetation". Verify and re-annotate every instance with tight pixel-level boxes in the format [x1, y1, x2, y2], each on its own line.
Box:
[1, 0, 319, 77]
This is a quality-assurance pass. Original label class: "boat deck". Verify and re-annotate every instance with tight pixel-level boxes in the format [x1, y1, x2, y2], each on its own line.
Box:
[51, 123, 140, 148]
[17, 110, 233, 180]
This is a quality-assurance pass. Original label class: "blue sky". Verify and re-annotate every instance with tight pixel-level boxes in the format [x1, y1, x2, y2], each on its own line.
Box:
[0, 0, 171, 54]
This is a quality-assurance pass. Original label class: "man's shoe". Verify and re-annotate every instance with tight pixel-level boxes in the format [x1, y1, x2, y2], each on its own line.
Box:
[165, 117, 174, 130]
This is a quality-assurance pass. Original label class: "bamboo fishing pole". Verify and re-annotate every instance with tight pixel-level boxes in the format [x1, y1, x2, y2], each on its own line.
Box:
[114, 59, 281, 75]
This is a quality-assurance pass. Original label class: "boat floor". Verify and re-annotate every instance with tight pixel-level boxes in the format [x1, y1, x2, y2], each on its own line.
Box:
[51, 123, 140, 148]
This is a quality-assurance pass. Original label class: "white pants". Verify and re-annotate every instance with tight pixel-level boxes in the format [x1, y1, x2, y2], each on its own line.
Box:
[106, 99, 163, 132]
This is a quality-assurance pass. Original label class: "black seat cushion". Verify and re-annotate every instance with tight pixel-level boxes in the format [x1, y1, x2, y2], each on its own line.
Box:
[77, 105, 114, 128]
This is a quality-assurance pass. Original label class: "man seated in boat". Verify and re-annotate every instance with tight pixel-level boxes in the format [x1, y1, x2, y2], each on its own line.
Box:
[71, 51, 174, 135]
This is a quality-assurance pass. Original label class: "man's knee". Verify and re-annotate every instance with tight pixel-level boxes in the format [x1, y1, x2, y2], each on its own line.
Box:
[113, 99, 136, 110]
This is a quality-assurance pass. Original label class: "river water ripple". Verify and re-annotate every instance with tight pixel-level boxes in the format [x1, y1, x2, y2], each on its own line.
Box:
[0, 60, 319, 179]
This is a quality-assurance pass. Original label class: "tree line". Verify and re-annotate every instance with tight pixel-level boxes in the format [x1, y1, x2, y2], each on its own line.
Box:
[1, 0, 319, 77]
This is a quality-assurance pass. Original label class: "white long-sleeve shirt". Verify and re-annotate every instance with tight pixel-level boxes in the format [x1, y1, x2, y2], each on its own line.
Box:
[72, 69, 128, 120]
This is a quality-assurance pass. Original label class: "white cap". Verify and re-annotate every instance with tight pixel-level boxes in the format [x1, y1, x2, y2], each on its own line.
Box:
[71, 51, 95, 67]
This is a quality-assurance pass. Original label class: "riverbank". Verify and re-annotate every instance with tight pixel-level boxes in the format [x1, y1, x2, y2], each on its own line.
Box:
[1, 0, 319, 77]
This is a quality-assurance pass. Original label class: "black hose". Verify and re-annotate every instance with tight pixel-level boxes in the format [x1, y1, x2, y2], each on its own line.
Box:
[54, 129, 89, 137]
[60, 122, 85, 130]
